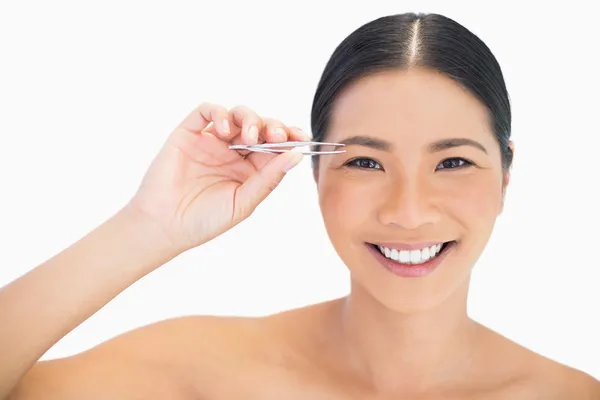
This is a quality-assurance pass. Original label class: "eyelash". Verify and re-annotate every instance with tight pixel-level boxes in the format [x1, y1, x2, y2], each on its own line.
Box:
[344, 157, 475, 171]
[436, 158, 474, 170]
[345, 158, 384, 170]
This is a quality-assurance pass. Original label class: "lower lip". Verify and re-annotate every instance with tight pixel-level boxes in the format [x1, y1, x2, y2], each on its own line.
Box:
[366, 242, 455, 278]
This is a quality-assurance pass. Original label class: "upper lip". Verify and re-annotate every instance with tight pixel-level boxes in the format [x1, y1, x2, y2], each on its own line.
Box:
[370, 241, 452, 251]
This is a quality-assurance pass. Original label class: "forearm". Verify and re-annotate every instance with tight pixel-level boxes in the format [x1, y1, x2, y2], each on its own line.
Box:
[0, 205, 180, 398]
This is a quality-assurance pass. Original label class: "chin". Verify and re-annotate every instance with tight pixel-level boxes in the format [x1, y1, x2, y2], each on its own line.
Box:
[350, 279, 451, 313]
[345, 240, 473, 314]
[374, 290, 457, 314]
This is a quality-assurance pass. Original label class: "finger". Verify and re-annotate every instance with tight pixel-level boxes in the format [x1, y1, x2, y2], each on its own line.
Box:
[240, 117, 289, 171]
[181, 102, 234, 141]
[243, 123, 309, 171]
[261, 118, 289, 143]
[233, 151, 304, 221]
[204, 103, 234, 140]
[175, 103, 214, 134]
[229, 105, 264, 146]
[244, 150, 275, 172]
[287, 126, 311, 142]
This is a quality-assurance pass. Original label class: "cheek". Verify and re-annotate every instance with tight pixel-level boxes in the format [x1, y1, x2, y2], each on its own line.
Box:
[318, 174, 377, 235]
[317, 169, 504, 236]
[441, 172, 503, 225]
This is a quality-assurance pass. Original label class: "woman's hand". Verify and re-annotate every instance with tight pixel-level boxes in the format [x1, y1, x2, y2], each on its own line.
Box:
[127, 102, 307, 253]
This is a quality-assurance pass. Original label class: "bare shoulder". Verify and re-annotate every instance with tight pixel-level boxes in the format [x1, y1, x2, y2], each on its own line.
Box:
[480, 326, 600, 399]
[530, 357, 600, 399]
[10, 314, 272, 400]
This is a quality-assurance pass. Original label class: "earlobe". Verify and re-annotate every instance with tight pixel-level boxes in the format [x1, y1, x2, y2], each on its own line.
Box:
[503, 170, 511, 189]
[502, 139, 514, 191]
[499, 147, 513, 215]
[499, 168, 511, 215]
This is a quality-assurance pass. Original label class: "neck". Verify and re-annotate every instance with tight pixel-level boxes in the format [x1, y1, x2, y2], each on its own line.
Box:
[333, 278, 479, 392]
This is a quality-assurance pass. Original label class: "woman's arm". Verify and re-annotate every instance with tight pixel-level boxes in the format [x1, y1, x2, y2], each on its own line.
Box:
[0, 103, 305, 398]
[0, 205, 179, 398]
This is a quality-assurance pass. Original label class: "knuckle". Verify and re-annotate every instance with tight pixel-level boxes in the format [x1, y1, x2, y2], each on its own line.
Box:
[214, 104, 228, 115]
[264, 119, 285, 132]
[232, 104, 261, 125]
[231, 104, 250, 113]
[265, 117, 282, 126]
[200, 103, 224, 121]
[197, 107, 216, 126]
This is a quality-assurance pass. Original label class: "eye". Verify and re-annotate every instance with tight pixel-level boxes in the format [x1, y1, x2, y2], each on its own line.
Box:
[345, 157, 383, 170]
[436, 157, 473, 170]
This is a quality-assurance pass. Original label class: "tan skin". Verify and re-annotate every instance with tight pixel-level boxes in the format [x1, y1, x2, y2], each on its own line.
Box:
[2, 68, 599, 399]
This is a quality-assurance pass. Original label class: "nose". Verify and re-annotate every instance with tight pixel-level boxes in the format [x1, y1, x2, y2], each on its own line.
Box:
[377, 177, 442, 230]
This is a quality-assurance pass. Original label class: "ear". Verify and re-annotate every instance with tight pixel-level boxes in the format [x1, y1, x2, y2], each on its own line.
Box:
[499, 140, 514, 214]
[499, 172, 509, 215]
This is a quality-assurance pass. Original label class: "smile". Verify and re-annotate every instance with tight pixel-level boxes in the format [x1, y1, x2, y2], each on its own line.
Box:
[366, 241, 457, 278]
[375, 242, 452, 265]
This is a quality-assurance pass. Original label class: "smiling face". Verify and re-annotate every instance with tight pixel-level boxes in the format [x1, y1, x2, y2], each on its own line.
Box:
[314, 68, 510, 312]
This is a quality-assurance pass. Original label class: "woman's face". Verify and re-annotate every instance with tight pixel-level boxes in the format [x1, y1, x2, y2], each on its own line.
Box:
[315, 68, 510, 312]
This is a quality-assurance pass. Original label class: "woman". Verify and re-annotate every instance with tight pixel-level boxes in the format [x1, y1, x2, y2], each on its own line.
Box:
[1, 12, 598, 399]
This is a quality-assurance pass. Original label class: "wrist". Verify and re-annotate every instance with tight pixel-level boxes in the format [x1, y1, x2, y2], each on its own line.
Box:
[117, 202, 186, 264]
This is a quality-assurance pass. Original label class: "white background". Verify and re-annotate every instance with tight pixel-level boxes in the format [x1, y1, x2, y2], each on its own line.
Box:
[1, 0, 598, 378]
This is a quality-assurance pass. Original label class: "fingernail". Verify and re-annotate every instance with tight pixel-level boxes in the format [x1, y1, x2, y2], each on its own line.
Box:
[222, 119, 230, 133]
[248, 125, 258, 143]
[274, 127, 286, 140]
[300, 129, 311, 141]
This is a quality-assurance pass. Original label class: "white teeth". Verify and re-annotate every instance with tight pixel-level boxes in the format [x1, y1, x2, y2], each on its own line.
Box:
[409, 250, 421, 263]
[422, 247, 430, 261]
[399, 249, 410, 263]
[376, 242, 449, 265]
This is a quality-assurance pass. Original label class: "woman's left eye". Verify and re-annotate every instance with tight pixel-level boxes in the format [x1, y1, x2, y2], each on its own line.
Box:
[436, 158, 473, 170]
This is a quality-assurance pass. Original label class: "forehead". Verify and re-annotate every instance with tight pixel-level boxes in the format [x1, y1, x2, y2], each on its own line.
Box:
[328, 68, 493, 143]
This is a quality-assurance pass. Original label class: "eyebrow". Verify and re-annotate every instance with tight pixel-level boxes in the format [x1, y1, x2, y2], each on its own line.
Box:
[339, 135, 393, 151]
[338, 135, 488, 154]
[429, 138, 488, 154]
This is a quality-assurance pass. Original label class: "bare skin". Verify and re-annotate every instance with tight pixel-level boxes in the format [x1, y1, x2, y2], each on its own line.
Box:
[9, 303, 599, 399]
[2, 69, 599, 399]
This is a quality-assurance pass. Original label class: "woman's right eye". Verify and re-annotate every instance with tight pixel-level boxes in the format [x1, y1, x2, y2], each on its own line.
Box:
[344, 157, 383, 170]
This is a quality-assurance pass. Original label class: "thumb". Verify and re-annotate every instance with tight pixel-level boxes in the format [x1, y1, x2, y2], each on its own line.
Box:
[234, 151, 303, 218]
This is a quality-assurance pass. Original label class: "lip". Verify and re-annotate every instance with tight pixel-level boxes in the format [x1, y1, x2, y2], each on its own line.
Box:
[366, 241, 456, 278]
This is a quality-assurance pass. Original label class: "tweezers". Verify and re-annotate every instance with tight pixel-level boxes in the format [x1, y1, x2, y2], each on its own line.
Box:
[228, 141, 346, 155]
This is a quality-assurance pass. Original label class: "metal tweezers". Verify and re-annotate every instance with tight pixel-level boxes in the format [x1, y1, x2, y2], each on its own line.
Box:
[228, 141, 346, 155]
